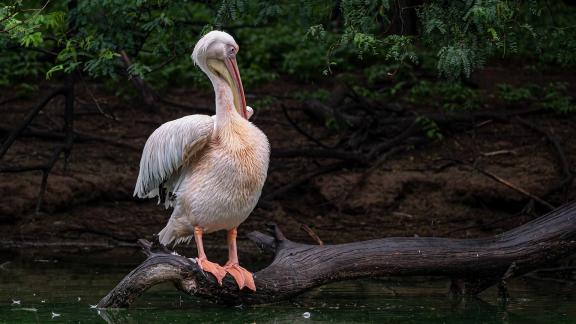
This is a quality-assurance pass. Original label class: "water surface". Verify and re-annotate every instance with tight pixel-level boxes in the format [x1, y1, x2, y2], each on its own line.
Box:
[0, 257, 575, 323]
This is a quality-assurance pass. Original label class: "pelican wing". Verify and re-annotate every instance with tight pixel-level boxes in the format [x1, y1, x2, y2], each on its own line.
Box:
[134, 115, 214, 207]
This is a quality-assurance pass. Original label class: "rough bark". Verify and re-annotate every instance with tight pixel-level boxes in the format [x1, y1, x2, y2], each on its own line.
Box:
[98, 201, 576, 308]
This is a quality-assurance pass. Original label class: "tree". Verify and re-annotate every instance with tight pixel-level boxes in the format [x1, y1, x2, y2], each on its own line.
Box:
[2, 1, 576, 88]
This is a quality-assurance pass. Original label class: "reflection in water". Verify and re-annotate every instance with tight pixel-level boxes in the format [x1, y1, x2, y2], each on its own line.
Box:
[0, 258, 575, 323]
[98, 308, 129, 324]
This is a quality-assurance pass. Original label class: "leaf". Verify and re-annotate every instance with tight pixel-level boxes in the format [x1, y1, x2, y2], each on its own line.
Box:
[19, 31, 43, 47]
[46, 64, 64, 79]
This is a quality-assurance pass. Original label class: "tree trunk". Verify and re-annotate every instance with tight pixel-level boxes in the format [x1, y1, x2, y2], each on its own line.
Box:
[98, 201, 576, 308]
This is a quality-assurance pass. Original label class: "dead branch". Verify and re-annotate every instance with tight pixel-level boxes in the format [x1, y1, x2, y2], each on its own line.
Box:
[344, 146, 405, 201]
[282, 104, 334, 149]
[0, 124, 141, 151]
[378, 108, 544, 128]
[445, 158, 557, 211]
[480, 150, 516, 157]
[261, 162, 346, 202]
[78, 74, 117, 121]
[515, 117, 574, 199]
[272, 148, 367, 164]
[368, 121, 417, 158]
[474, 166, 555, 210]
[98, 201, 576, 308]
[0, 87, 68, 158]
[36, 144, 71, 212]
[0, 80, 76, 212]
[0, 95, 26, 106]
[158, 97, 212, 114]
[300, 224, 324, 245]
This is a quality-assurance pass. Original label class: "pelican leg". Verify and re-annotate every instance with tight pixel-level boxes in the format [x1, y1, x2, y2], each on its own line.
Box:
[224, 228, 256, 291]
[194, 226, 226, 284]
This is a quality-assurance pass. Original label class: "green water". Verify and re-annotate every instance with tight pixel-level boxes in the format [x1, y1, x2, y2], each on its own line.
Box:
[0, 257, 575, 323]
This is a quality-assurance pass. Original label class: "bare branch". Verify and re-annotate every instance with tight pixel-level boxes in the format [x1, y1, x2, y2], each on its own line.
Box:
[98, 202, 576, 308]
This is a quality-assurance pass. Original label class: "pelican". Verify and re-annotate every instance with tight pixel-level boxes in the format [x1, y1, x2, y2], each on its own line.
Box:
[133, 31, 269, 291]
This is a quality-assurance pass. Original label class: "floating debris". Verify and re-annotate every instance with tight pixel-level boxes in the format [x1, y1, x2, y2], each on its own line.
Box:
[51, 312, 61, 318]
[12, 300, 21, 305]
[302, 312, 311, 319]
[77, 297, 82, 302]
[34, 259, 57, 263]
[41, 300, 46, 303]
[90, 304, 98, 309]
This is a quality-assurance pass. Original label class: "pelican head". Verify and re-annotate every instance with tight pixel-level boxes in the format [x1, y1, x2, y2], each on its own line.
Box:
[192, 30, 247, 119]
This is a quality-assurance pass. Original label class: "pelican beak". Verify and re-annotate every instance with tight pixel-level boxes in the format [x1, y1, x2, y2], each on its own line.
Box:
[224, 55, 248, 119]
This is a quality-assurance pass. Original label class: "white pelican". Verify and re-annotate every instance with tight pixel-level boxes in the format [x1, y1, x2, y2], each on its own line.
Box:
[134, 31, 270, 291]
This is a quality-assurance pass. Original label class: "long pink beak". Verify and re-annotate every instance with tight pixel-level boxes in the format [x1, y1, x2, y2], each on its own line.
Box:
[224, 56, 247, 119]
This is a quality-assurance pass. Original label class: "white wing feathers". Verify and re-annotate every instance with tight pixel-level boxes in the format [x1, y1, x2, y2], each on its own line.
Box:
[134, 115, 214, 207]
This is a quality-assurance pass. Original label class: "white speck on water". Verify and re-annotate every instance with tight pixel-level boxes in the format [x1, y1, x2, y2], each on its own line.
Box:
[51, 312, 60, 318]
[171, 251, 180, 256]
[476, 253, 479, 257]
[20, 308, 37, 312]
[12, 300, 20, 305]
[41, 300, 46, 303]
[90, 304, 97, 309]
[77, 297, 82, 301]
[302, 312, 311, 319]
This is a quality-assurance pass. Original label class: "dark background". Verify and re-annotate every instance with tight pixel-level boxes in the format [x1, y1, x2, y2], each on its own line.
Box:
[1, 1, 575, 263]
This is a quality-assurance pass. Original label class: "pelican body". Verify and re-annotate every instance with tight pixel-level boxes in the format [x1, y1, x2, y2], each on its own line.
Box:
[134, 31, 269, 291]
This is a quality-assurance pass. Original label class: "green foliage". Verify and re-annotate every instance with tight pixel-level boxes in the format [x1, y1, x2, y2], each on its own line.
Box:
[436, 46, 478, 80]
[365, 63, 400, 85]
[536, 27, 576, 66]
[1, 0, 575, 101]
[416, 116, 443, 140]
[419, 1, 576, 80]
[540, 82, 576, 114]
[496, 82, 575, 113]
[351, 85, 387, 103]
[251, 95, 277, 111]
[407, 81, 483, 111]
[293, 89, 331, 101]
[496, 84, 534, 105]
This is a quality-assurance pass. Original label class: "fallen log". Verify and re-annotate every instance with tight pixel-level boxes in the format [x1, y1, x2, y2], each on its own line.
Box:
[98, 201, 576, 308]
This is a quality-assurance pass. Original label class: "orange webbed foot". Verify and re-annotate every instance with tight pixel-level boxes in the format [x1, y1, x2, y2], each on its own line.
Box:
[196, 257, 226, 285]
[224, 263, 256, 291]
